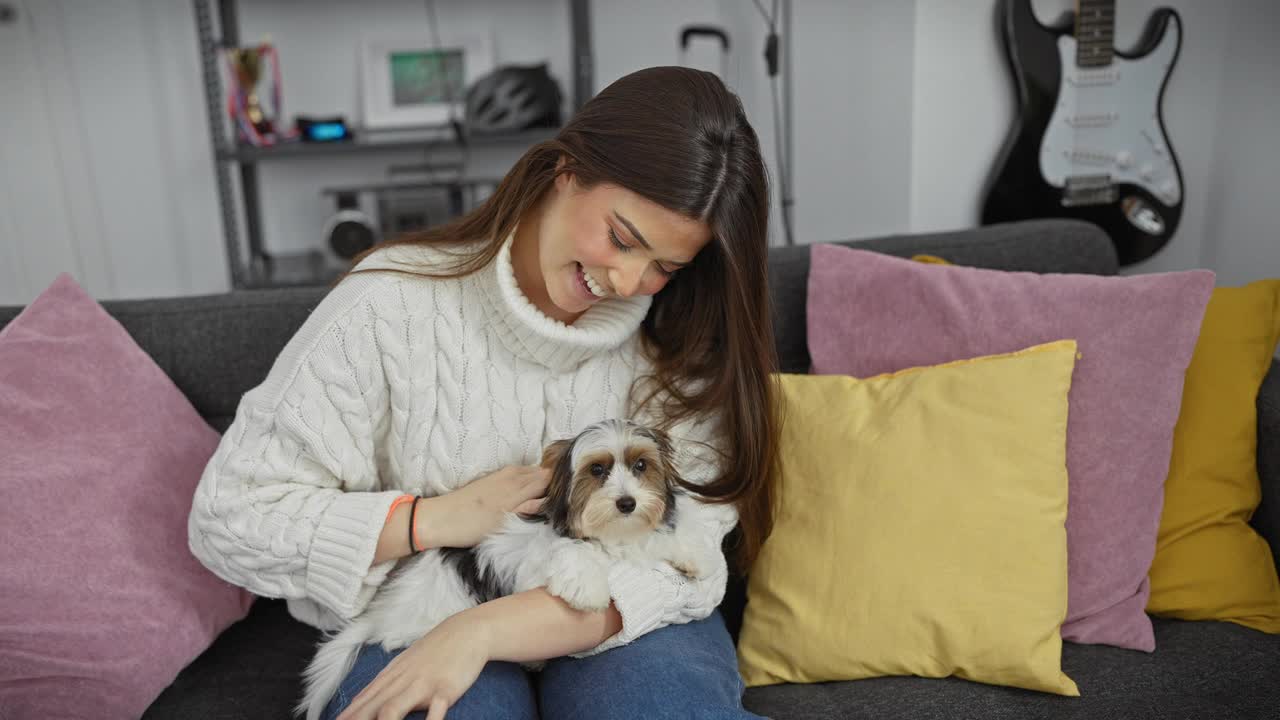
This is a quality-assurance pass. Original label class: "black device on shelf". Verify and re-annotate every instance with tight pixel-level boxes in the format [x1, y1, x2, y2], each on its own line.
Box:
[193, 0, 595, 290]
[296, 115, 352, 143]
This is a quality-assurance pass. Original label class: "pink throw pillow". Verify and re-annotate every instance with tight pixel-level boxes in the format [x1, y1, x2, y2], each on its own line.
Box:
[0, 274, 255, 718]
[806, 245, 1213, 652]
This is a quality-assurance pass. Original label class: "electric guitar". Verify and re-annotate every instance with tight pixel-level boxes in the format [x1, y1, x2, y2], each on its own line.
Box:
[982, 0, 1184, 265]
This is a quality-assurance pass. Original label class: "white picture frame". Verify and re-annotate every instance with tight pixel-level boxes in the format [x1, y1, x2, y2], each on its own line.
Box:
[359, 30, 495, 130]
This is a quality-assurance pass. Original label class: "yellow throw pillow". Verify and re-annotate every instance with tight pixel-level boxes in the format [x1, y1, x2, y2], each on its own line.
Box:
[1147, 280, 1280, 631]
[738, 340, 1080, 696]
[910, 253, 951, 264]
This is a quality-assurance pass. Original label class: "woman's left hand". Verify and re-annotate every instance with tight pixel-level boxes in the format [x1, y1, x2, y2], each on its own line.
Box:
[336, 610, 493, 720]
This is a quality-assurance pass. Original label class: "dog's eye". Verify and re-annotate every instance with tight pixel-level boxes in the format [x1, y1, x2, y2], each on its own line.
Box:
[590, 463, 605, 477]
[632, 459, 646, 473]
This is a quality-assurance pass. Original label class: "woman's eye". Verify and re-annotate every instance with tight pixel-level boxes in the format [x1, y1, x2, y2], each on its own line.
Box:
[633, 459, 646, 473]
[609, 226, 678, 278]
[608, 228, 630, 252]
[591, 463, 605, 477]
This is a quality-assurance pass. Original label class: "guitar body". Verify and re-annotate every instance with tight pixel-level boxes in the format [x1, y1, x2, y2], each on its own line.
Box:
[982, 0, 1184, 265]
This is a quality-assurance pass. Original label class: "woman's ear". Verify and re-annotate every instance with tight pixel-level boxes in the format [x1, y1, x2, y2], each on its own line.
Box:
[553, 154, 575, 192]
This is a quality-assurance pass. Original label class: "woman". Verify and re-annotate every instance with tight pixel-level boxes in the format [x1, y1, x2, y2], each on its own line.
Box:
[188, 65, 780, 720]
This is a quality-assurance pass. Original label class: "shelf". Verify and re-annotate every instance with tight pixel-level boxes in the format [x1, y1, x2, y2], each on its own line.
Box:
[243, 249, 348, 289]
[196, 0, 591, 290]
[319, 177, 505, 195]
[216, 126, 558, 162]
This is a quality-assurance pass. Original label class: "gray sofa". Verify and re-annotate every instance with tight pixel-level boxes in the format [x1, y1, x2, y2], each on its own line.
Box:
[5, 219, 1277, 718]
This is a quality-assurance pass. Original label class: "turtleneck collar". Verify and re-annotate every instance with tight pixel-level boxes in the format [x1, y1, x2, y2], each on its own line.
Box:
[474, 228, 652, 370]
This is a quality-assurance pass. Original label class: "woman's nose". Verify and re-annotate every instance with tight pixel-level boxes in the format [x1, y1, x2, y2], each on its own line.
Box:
[609, 260, 647, 298]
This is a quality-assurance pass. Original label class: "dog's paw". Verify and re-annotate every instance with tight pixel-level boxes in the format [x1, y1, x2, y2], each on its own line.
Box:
[666, 543, 718, 579]
[548, 566, 612, 611]
[545, 546, 612, 612]
[668, 553, 704, 579]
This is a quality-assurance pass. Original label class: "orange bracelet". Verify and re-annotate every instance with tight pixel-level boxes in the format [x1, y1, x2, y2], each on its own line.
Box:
[385, 493, 415, 523]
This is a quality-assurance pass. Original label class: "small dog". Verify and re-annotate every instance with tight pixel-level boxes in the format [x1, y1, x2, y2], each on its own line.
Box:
[296, 419, 718, 720]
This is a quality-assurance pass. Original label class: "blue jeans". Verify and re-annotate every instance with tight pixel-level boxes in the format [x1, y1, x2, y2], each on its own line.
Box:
[321, 610, 763, 720]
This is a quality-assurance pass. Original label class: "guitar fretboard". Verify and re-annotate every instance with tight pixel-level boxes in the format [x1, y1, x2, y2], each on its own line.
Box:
[1076, 0, 1116, 67]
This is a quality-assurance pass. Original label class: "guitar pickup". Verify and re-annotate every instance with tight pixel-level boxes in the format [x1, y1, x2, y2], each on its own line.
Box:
[1062, 175, 1118, 207]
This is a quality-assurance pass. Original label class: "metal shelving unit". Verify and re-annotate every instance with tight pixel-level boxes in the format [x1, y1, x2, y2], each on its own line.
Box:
[193, 0, 593, 290]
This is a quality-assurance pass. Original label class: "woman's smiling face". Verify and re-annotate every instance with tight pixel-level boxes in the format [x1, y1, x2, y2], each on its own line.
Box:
[514, 167, 714, 325]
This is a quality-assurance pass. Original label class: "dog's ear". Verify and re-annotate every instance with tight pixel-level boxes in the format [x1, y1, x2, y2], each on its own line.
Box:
[638, 427, 679, 473]
[540, 439, 572, 470]
[647, 427, 674, 458]
[535, 438, 578, 536]
[636, 426, 687, 529]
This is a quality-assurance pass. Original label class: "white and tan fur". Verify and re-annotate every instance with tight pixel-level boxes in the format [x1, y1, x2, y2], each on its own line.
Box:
[295, 419, 718, 720]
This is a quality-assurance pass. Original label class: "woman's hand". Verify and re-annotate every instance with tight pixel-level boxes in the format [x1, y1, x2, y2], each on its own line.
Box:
[417, 465, 549, 549]
[335, 611, 494, 720]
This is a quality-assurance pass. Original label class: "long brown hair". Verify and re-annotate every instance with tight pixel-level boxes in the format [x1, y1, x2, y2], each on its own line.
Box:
[337, 66, 779, 572]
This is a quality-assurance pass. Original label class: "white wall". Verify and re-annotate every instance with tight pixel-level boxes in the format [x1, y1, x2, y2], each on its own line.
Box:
[0, 0, 225, 303]
[793, 0, 916, 243]
[1199, 0, 1280, 287]
[2, 0, 1277, 305]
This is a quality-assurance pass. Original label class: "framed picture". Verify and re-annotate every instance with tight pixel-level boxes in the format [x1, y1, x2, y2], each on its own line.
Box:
[359, 30, 495, 130]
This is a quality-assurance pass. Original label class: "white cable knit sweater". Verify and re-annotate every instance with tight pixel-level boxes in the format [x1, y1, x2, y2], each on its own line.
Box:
[187, 230, 737, 657]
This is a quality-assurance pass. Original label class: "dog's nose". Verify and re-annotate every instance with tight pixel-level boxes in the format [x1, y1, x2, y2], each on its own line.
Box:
[616, 496, 636, 514]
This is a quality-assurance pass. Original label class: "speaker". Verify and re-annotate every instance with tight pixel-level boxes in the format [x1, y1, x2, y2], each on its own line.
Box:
[323, 191, 377, 261]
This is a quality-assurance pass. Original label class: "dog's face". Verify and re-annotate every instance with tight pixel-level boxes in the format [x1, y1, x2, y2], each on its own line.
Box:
[536, 419, 681, 542]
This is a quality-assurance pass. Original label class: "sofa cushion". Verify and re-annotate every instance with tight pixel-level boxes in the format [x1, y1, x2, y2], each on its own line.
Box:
[738, 343, 1079, 695]
[1147, 280, 1280, 633]
[0, 273, 255, 719]
[742, 618, 1280, 720]
[806, 245, 1214, 652]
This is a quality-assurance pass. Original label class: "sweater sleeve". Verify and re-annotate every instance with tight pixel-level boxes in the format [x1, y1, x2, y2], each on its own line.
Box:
[571, 410, 739, 658]
[187, 272, 406, 622]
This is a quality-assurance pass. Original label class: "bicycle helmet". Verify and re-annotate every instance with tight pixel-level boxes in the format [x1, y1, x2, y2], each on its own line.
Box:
[464, 63, 563, 134]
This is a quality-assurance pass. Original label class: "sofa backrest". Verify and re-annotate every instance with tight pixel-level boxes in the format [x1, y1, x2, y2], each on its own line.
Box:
[0, 219, 1117, 432]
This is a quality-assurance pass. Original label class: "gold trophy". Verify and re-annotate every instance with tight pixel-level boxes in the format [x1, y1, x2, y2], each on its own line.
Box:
[224, 39, 288, 145]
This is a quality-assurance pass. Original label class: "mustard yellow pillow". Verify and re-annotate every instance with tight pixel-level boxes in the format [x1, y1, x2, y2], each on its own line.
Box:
[1147, 280, 1280, 632]
[739, 340, 1080, 696]
[910, 253, 951, 264]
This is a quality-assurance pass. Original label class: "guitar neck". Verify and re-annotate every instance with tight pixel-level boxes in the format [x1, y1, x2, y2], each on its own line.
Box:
[1075, 0, 1116, 67]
